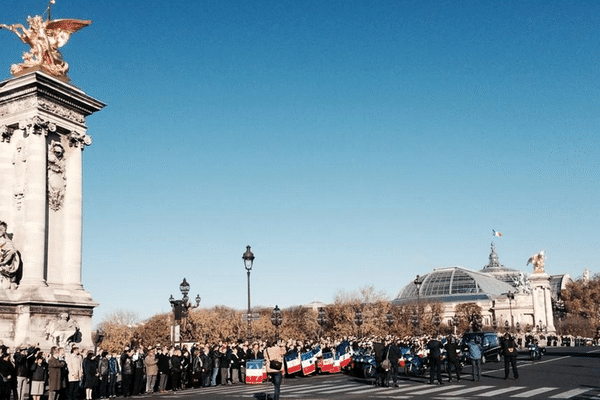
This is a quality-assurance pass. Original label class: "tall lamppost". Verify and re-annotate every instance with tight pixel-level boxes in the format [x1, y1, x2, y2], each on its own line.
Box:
[354, 309, 364, 338]
[433, 314, 441, 335]
[386, 310, 395, 335]
[169, 278, 201, 346]
[243, 245, 255, 339]
[317, 307, 328, 339]
[507, 291, 515, 330]
[414, 275, 423, 335]
[271, 305, 283, 341]
[452, 315, 460, 335]
[554, 300, 566, 335]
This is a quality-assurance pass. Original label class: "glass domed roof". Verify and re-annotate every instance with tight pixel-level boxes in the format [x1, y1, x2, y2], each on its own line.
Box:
[394, 266, 515, 304]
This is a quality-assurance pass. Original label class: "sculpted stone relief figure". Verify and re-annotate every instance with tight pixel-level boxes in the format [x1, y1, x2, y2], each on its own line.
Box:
[0, 2, 91, 78]
[0, 221, 21, 290]
[47, 140, 66, 211]
[527, 250, 546, 274]
[45, 312, 80, 347]
[12, 141, 26, 211]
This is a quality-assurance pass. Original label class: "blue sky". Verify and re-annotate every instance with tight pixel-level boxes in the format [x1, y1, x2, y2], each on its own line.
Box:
[2, 0, 598, 326]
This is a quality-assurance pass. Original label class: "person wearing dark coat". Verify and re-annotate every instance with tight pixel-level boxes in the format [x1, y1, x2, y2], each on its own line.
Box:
[30, 354, 47, 400]
[120, 349, 134, 397]
[427, 337, 444, 385]
[170, 349, 182, 391]
[82, 351, 98, 400]
[502, 333, 519, 380]
[200, 347, 212, 388]
[385, 340, 400, 387]
[372, 341, 385, 387]
[156, 348, 170, 394]
[0, 353, 15, 400]
[444, 336, 461, 382]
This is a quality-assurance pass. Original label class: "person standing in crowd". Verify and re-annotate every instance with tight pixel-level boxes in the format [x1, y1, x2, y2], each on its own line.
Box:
[210, 345, 220, 387]
[30, 354, 47, 400]
[66, 347, 83, 400]
[385, 339, 400, 388]
[144, 347, 158, 394]
[82, 350, 98, 400]
[200, 346, 212, 388]
[466, 337, 483, 382]
[170, 348, 182, 392]
[372, 340, 386, 387]
[132, 347, 145, 396]
[107, 353, 119, 399]
[190, 349, 202, 388]
[427, 336, 444, 385]
[47, 347, 65, 400]
[444, 336, 461, 382]
[0, 352, 15, 400]
[502, 333, 519, 380]
[265, 340, 285, 400]
[98, 351, 109, 399]
[120, 348, 134, 397]
[14, 347, 30, 400]
[219, 345, 231, 386]
[157, 348, 170, 394]
[230, 347, 241, 385]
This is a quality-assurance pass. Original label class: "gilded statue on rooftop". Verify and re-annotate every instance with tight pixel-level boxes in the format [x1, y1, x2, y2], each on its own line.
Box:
[0, 1, 90, 79]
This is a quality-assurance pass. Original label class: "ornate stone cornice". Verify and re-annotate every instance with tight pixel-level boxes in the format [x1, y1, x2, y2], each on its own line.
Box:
[19, 116, 56, 136]
[38, 97, 85, 124]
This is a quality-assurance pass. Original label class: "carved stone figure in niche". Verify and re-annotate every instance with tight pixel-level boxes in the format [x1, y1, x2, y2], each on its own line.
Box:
[0, 221, 22, 289]
[512, 271, 532, 294]
[527, 250, 546, 274]
[12, 141, 26, 211]
[47, 140, 66, 211]
[45, 312, 80, 347]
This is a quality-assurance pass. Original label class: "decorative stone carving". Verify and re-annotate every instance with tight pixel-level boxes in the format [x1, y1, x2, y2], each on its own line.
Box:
[44, 313, 80, 347]
[0, 95, 37, 118]
[19, 116, 56, 136]
[47, 140, 66, 211]
[0, 221, 21, 290]
[527, 250, 546, 274]
[1, 125, 13, 143]
[12, 140, 26, 211]
[38, 98, 85, 124]
[68, 130, 92, 148]
[512, 272, 532, 294]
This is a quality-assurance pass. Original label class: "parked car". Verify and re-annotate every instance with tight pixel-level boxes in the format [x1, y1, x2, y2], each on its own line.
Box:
[461, 332, 502, 363]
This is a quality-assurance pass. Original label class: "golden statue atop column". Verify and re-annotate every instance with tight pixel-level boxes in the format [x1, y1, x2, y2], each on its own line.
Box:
[1, 0, 90, 80]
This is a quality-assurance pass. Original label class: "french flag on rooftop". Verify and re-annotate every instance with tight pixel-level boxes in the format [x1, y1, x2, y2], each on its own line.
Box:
[301, 350, 316, 375]
[284, 351, 301, 374]
[245, 360, 264, 384]
[493, 229, 503, 237]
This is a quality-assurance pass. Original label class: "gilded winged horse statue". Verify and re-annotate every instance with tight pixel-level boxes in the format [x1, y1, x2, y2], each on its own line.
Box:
[0, 1, 90, 79]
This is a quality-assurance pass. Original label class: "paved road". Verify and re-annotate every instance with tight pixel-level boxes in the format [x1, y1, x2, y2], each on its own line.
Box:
[144, 347, 600, 399]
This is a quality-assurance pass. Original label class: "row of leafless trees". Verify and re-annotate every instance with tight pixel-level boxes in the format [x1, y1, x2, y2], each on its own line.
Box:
[96, 278, 599, 352]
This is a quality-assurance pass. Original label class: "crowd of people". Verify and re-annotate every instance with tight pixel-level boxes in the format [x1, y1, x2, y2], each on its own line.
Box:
[0, 332, 595, 400]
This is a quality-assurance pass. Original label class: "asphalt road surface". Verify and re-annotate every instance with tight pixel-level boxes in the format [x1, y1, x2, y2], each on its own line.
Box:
[142, 347, 600, 400]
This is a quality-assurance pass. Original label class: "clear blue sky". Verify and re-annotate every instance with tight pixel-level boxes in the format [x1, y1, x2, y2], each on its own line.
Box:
[2, 0, 598, 327]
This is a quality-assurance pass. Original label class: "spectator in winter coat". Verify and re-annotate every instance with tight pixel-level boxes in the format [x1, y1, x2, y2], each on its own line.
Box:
[66, 347, 83, 400]
[156, 348, 170, 393]
[200, 346, 212, 388]
[144, 348, 158, 394]
[30, 354, 47, 400]
[0, 352, 15, 400]
[47, 347, 65, 400]
[466, 337, 483, 382]
[98, 351, 110, 399]
[444, 337, 461, 382]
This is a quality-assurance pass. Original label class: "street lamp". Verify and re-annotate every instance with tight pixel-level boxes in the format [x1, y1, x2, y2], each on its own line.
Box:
[317, 307, 328, 339]
[243, 245, 255, 339]
[507, 291, 515, 330]
[354, 309, 364, 338]
[169, 278, 201, 346]
[414, 275, 423, 335]
[386, 310, 395, 334]
[271, 305, 283, 341]
[432, 314, 441, 335]
[452, 315, 460, 335]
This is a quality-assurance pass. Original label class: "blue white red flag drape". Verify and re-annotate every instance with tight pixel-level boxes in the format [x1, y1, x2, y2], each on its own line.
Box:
[284, 351, 301, 374]
[245, 360, 264, 384]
